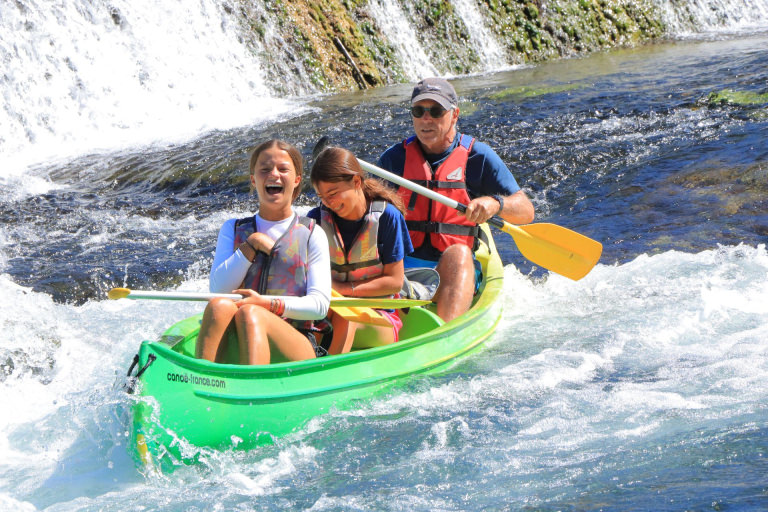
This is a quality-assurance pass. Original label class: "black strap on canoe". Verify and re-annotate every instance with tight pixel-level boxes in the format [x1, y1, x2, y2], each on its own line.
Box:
[125, 354, 139, 377]
[124, 353, 156, 394]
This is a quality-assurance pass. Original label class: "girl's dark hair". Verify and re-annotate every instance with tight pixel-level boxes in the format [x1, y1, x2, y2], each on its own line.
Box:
[310, 146, 405, 214]
[249, 139, 303, 201]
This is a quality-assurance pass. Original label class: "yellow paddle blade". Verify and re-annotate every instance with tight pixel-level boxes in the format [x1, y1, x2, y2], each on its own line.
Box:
[330, 289, 391, 327]
[502, 222, 602, 281]
[107, 287, 131, 300]
[331, 306, 392, 327]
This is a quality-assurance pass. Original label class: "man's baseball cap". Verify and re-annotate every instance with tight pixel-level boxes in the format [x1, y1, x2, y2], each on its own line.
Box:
[411, 77, 458, 110]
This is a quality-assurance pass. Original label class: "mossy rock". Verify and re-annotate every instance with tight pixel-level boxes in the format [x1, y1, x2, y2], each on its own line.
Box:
[233, 0, 668, 93]
[489, 83, 584, 101]
[706, 89, 768, 107]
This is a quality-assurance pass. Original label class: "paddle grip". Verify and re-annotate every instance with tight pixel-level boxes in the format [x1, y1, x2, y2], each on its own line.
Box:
[486, 215, 506, 230]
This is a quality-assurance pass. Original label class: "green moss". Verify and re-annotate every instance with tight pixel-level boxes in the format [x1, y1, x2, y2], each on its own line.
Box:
[233, 0, 668, 93]
[706, 89, 768, 106]
[489, 83, 584, 101]
[524, 3, 539, 20]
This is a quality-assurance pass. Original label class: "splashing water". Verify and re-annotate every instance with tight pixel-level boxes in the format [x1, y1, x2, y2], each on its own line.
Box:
[0, 1, 767, 509]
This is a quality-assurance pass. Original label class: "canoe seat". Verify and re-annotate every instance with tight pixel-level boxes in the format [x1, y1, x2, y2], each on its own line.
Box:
[397, 306, 444, 341]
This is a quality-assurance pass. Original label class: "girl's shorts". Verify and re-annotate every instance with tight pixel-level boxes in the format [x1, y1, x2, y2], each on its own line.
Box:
[377, 309, 403, 342]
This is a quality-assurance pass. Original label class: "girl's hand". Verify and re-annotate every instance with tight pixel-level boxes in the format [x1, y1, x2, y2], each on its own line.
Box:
[233, 288, 266, 308]
[247, 233, 275, 254]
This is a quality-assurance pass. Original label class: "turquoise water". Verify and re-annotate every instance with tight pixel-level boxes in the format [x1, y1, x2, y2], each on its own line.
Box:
[1, 29, 768, 512]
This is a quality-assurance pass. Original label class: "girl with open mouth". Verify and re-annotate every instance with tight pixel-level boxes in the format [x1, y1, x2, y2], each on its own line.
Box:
[196, 139, 332, 364]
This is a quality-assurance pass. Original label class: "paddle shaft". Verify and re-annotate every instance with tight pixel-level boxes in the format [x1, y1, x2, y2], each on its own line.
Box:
[108, 288, 429, 308]
[116, 290, 241, 301]
[357, 159, 493, 222]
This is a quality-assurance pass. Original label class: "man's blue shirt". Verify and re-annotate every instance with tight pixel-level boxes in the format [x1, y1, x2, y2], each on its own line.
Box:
[378, 133, 521, 199]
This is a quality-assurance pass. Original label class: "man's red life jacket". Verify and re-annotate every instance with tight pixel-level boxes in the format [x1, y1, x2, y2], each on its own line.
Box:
[399, 134, 480, 252]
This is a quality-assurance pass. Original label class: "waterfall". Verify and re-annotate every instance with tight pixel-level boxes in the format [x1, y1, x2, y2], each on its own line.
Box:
[365, 0, 439, 80]
[0, 0, 289, 177]
[450, 0, 509, 71]
[1, 0, 767, 177]
[655, 0, 768, 34]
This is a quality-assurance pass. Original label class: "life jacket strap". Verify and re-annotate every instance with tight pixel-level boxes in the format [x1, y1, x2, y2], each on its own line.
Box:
[406, 220, 480, 237]
[409, 179, 467, 190]
[331, 257, 382, 273]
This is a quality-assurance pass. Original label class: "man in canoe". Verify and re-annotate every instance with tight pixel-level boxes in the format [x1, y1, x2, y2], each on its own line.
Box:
[378, 77, 535, 322]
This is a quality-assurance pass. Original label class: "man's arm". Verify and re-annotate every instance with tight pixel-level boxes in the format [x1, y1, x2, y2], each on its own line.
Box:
[463, 141, 535, 225]
[498, 189, 535, 224]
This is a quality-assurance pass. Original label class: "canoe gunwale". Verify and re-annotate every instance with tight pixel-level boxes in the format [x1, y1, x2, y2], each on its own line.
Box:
[183, 312, 501, 404]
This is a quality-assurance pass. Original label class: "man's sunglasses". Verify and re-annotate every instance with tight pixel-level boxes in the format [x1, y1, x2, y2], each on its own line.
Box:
[411, 105, 450, 118]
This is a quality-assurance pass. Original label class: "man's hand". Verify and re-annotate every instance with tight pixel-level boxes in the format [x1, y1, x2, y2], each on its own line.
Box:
[462, 196, 502, 224]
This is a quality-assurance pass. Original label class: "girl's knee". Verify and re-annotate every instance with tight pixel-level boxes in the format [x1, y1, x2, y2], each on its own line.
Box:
[208, 297, 237, 314]
[234, 304, 267, 326]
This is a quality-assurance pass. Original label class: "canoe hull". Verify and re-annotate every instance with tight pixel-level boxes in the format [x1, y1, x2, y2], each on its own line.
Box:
[129, 228, 504, 470]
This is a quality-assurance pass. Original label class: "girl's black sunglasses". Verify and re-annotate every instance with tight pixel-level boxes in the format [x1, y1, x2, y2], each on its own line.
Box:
[411, 105, 450, 118]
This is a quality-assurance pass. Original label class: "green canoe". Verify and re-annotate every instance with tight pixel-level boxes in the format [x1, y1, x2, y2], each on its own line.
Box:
[127, 228, 504, 471]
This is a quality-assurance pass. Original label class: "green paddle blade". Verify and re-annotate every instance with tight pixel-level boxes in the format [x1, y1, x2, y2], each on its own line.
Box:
[502, 222, 602, 280]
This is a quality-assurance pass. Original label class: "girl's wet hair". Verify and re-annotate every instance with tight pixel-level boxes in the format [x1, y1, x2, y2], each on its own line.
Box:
[310, 146, 404, 214]
[249, 139, 303, 201]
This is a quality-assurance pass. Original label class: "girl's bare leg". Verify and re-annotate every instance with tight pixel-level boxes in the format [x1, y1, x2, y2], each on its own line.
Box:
[196, 298, 238, 362]
[328, 311, 395, 354]
[328, 311, 358, 355]
[234, 304, 317, 364]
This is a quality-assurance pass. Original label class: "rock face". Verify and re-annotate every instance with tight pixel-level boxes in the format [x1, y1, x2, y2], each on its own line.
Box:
[229, 0, 665, 94]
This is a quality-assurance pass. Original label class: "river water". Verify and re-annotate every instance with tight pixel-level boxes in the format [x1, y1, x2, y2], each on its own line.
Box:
[2, 21, 768, 512]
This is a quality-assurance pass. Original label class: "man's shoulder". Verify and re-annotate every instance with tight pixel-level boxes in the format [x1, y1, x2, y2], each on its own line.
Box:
[378, 141, 407, 174]
[380, 141, 406, 158]
[466, 137, 500, 158]
[466, 137, 507, 171]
